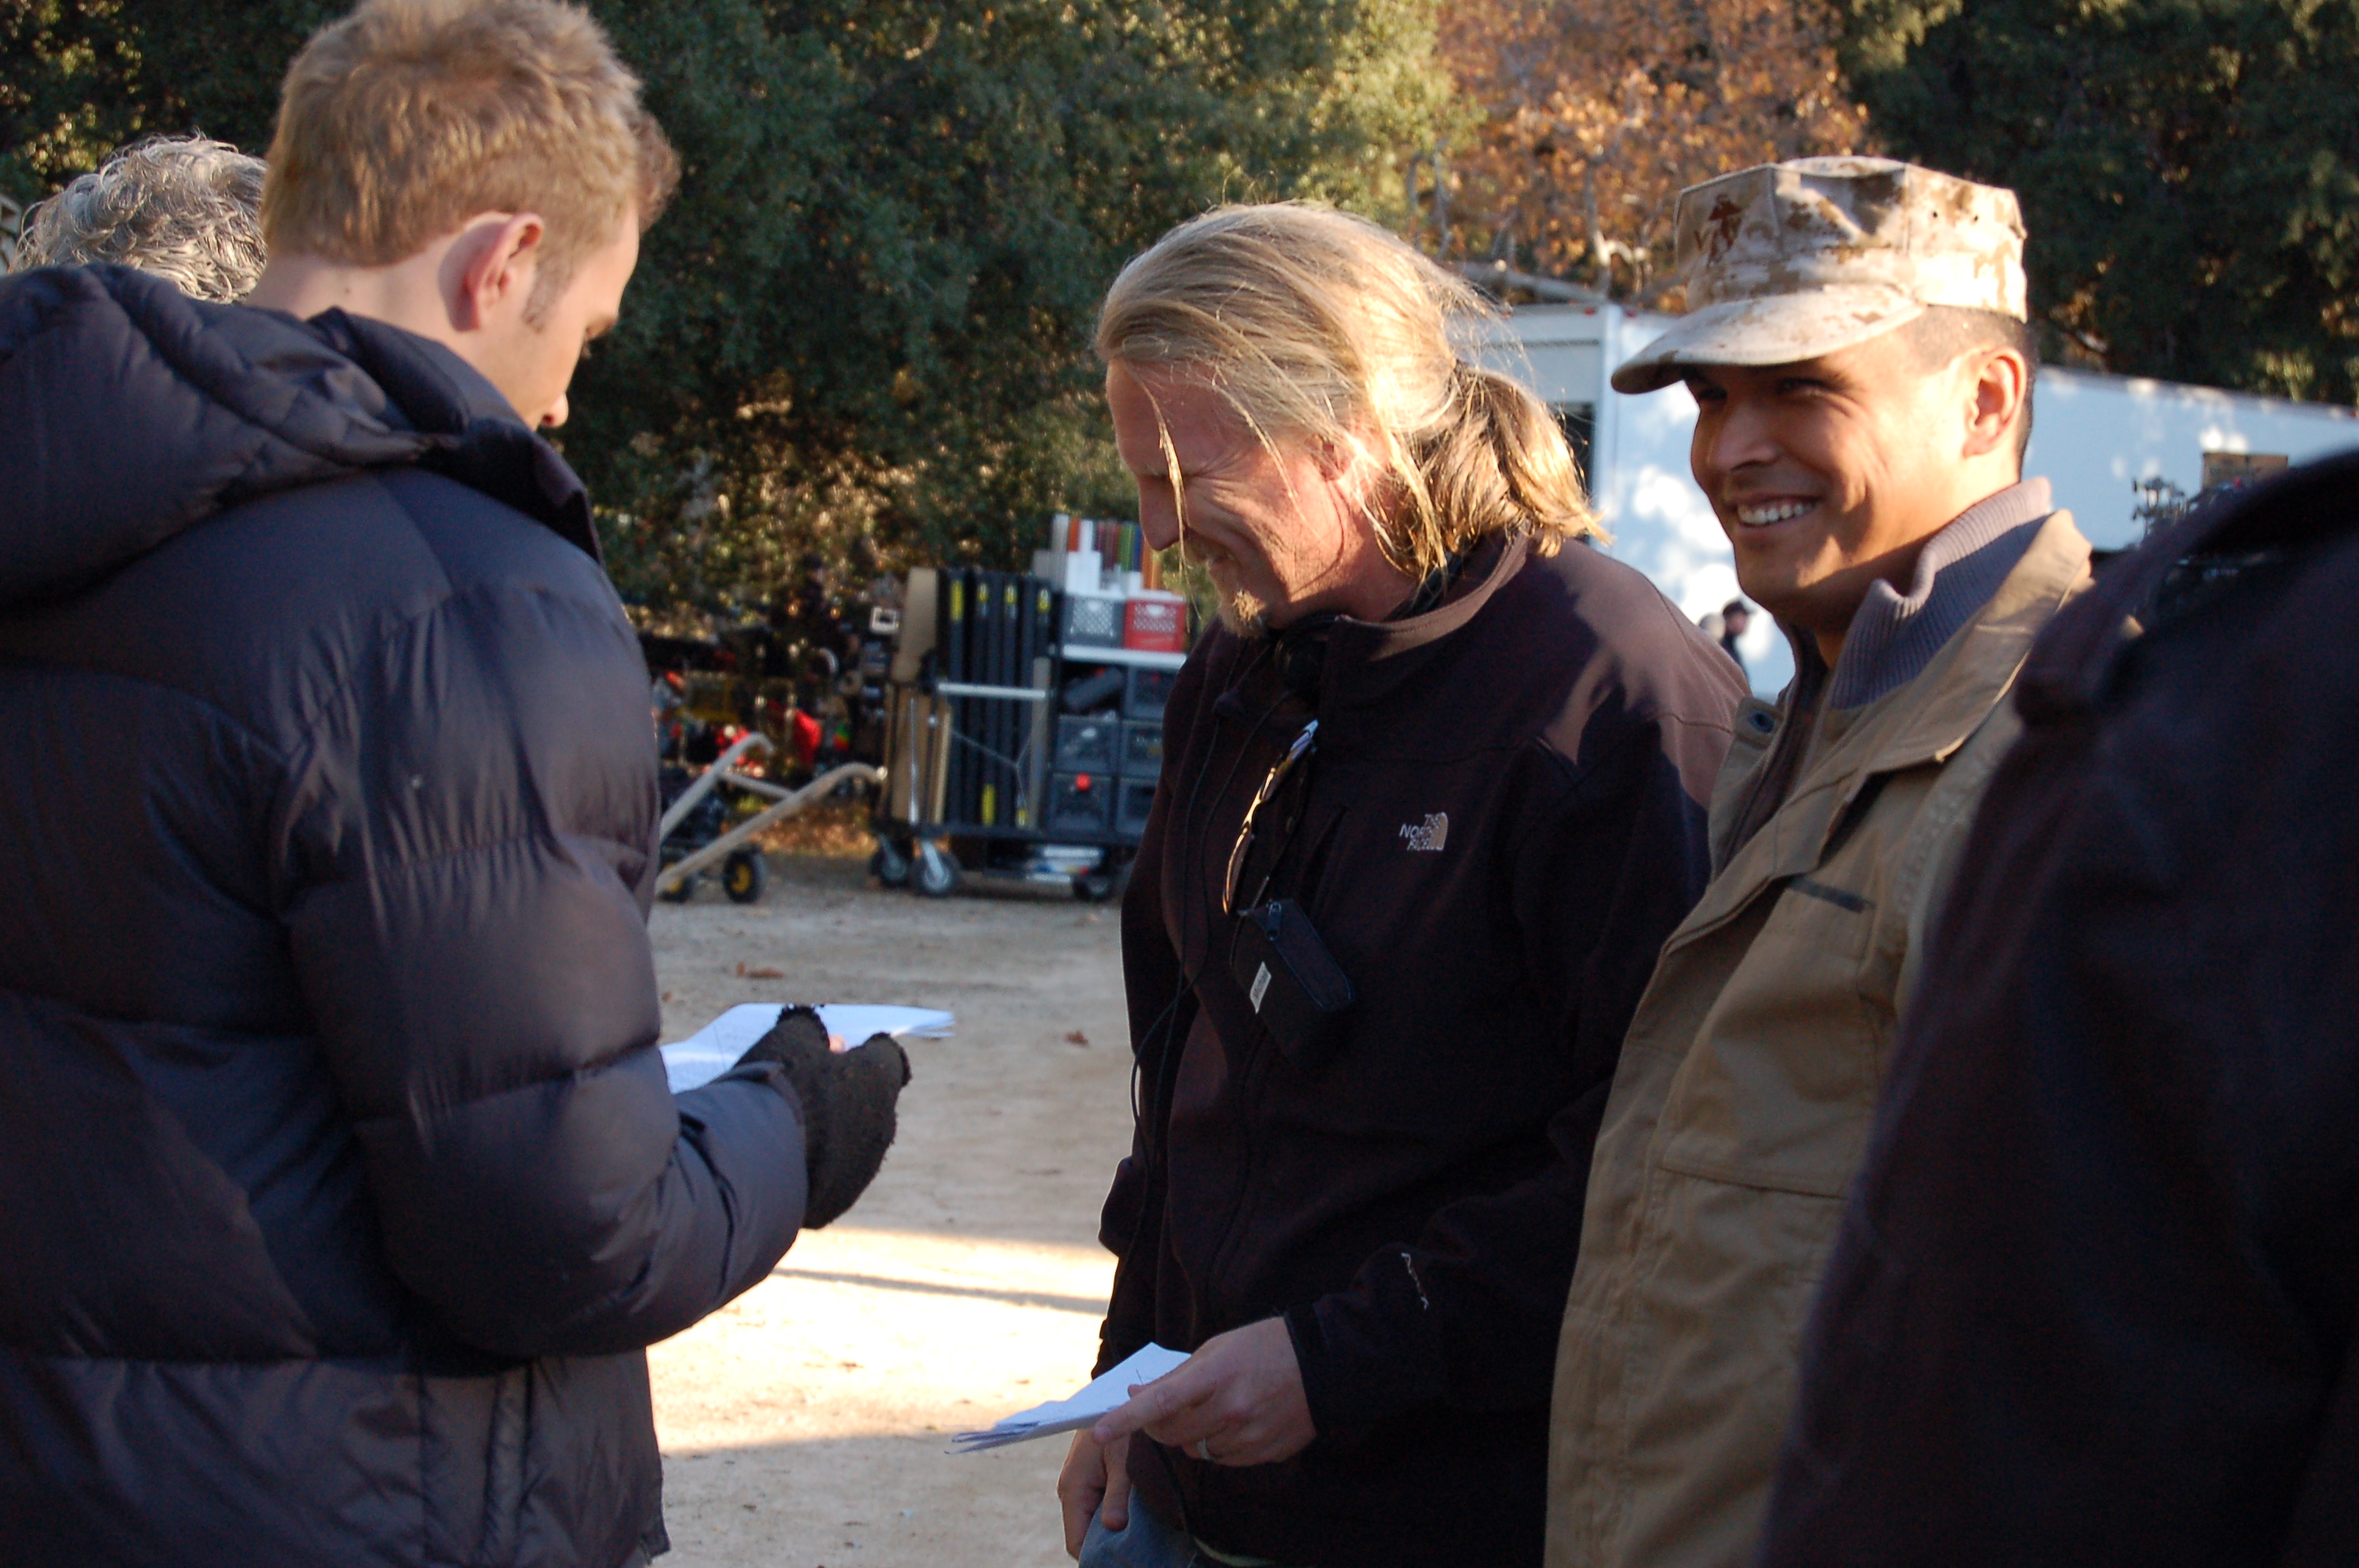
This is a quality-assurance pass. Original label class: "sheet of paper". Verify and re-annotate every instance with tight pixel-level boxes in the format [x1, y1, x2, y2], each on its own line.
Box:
[949, 1342, 1190, 1454]
[660, 1003, 955, 1094]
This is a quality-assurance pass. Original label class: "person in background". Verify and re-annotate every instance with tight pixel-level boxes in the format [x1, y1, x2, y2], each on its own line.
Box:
[0, 2, 905, 1563]
[1058, 203, 1744, 1568]
[1698, 597, 1754, 681]
[1757, 452, 2359, 1566]
[1545, 157, 2094, 1568]
[9, 135, 267, 301]
[1716, 597, 1751, 674]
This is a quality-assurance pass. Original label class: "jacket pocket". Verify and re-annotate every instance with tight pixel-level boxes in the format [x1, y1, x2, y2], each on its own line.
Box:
[1605, 1165, 1849, 1559]
[419, 1363, 527, 1566]
[478, 1367, 527, 1563]
[1652, 875, 1888, 1198]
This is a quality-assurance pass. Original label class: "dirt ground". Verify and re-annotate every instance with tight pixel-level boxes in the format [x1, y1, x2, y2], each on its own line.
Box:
[645, 851, 1137, 1568]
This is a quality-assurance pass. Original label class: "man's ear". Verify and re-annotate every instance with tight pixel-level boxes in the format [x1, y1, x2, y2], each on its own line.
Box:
[448, 212, 547, 332]
[1313, 426, 1385, 485]
[1962, 346, 2031, 463]
[1315, 429, 1396, 531]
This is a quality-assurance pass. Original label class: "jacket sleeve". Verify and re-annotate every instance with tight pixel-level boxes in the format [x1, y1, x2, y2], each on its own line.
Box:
[1092, 646, 1211, 1377]
[278, 575, 805, 1360]
[1285, 714, 1723, 1426]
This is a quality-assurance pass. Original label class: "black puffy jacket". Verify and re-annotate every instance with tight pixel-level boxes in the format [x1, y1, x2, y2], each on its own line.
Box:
[0, 267, 807, 1567]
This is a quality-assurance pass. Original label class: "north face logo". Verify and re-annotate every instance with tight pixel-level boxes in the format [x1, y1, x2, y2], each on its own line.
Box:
[1400, 812, 1448, 852]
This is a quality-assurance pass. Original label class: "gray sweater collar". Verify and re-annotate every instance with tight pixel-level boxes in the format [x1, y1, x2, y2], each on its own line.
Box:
[1826, 477, 2054, 710]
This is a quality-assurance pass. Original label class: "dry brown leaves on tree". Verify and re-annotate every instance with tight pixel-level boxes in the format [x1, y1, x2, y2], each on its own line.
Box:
[1437, 0, 1872, 303]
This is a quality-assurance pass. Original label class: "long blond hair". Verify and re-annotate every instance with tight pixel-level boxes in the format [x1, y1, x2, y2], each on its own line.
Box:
[1095, 203, 1599, 579]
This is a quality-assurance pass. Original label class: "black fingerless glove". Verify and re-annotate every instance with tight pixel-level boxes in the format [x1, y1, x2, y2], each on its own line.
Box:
[740, 1005, 913, 1229]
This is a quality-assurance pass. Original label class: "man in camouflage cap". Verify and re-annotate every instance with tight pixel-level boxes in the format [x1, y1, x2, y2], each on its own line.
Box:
[1543, 156, 2095, 1568]
[1610, 155, 2030, 392]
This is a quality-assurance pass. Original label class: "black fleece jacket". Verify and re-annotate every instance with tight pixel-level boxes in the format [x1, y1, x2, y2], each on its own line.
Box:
[1098, 534, 1743, 1566]
[0, 267, 807, 1568]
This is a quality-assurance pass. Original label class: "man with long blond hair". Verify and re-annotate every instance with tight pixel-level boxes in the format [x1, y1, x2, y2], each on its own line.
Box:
[1057, 205, 1743, 1566]
[0, 2, 907, 1563]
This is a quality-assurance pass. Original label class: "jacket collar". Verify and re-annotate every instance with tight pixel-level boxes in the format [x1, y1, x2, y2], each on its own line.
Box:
[1313, 532, 1528, 730]
[1688, 510, 2092, 924]
[1833, 509, 2092, 773]
[307, 310, 601, 563]
[1828, 479, 2054, 709]
[1206, 532, 1533, 743]
[0, 265, 602, 612]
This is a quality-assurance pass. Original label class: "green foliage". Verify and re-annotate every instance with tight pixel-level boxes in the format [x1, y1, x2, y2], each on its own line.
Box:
[1838, 0, 2359, 404]
[0, 2, 340, 201]
[0, 0, 1448, 619]
[578, 0, 1447, 618]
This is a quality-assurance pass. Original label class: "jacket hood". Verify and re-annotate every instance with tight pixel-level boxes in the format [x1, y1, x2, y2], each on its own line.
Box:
[0, 263, 597, 609]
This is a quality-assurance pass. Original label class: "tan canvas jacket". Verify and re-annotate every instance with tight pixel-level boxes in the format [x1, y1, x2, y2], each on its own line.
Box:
[1544, 512, 2094, 1568]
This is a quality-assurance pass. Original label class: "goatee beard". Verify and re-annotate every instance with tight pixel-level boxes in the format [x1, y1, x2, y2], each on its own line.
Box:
[1216, 587, 1269, 637]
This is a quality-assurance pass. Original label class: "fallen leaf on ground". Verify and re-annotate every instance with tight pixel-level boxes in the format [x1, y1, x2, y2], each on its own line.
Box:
[1065, 1029, 1089, 1046]
[736, 961, 785, 978]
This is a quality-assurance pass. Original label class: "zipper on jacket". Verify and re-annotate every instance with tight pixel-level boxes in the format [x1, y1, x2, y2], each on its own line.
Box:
[1198, 779, 1346, 1328]
[1722, 656, 1826, 866]
[1185, 659, 1326, 1338]
[1201, 1005, 1276, 1332]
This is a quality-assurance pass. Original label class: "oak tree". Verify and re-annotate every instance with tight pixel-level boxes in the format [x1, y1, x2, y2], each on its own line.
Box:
[1436, 0, 1869, 299]
[1839, 0, 2359, 403]
[2, 0, 1450, 617]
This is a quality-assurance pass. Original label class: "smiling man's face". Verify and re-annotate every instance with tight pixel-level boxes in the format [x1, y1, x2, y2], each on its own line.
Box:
[1685, 327, 1993, 659]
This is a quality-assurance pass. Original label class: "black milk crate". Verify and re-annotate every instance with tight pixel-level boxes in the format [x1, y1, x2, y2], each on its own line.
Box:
[1060, 591, 1124, 648]
[1124, 663, 1179, 720]
[1054, 713, 1120, 771]
[1118, 778, 1158, 836]
[1120, 720, 1164, 779]
[1046, 771, 1115, 835]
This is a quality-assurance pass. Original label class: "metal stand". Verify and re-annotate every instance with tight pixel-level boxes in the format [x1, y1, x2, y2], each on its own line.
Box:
[654, 729, 883, 898]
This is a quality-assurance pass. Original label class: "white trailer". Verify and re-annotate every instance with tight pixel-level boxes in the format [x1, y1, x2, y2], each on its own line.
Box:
[1476, 304, 2359, 694]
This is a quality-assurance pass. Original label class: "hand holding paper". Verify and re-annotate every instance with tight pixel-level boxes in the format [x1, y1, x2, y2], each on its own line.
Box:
[1089, 1317, 1316, 1469]
[951, 1342, 1188, 1454]
[738, 1006, 911, 1229]
[660, 1003, 954, 1093]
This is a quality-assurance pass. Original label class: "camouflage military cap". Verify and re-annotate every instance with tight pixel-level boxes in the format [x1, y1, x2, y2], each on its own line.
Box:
[1612, 156, 2026, 394]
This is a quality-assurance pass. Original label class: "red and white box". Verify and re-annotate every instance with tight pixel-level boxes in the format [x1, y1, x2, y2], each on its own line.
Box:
[1122, 592, 1188, 653]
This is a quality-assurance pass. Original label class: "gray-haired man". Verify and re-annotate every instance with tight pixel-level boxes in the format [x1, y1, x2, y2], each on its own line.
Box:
[10, 136, 267, 302]
[1543, 157, 2095, 1568]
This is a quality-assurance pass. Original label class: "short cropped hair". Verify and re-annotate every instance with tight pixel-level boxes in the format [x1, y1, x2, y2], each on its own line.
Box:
[1901, 306, 2038, 464]
[1098, 204, 1599, 583]
[12, 137, 268, 302]
[261, 0, 678, 319]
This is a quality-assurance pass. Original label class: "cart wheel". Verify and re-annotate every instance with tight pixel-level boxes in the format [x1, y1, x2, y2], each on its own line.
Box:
[870, 836, 912, 888]
[658, 872, 696, 904]
[1074, 853, 1132, 905]
[722, 849, 768, 904]
[914, 838, 960, 898]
